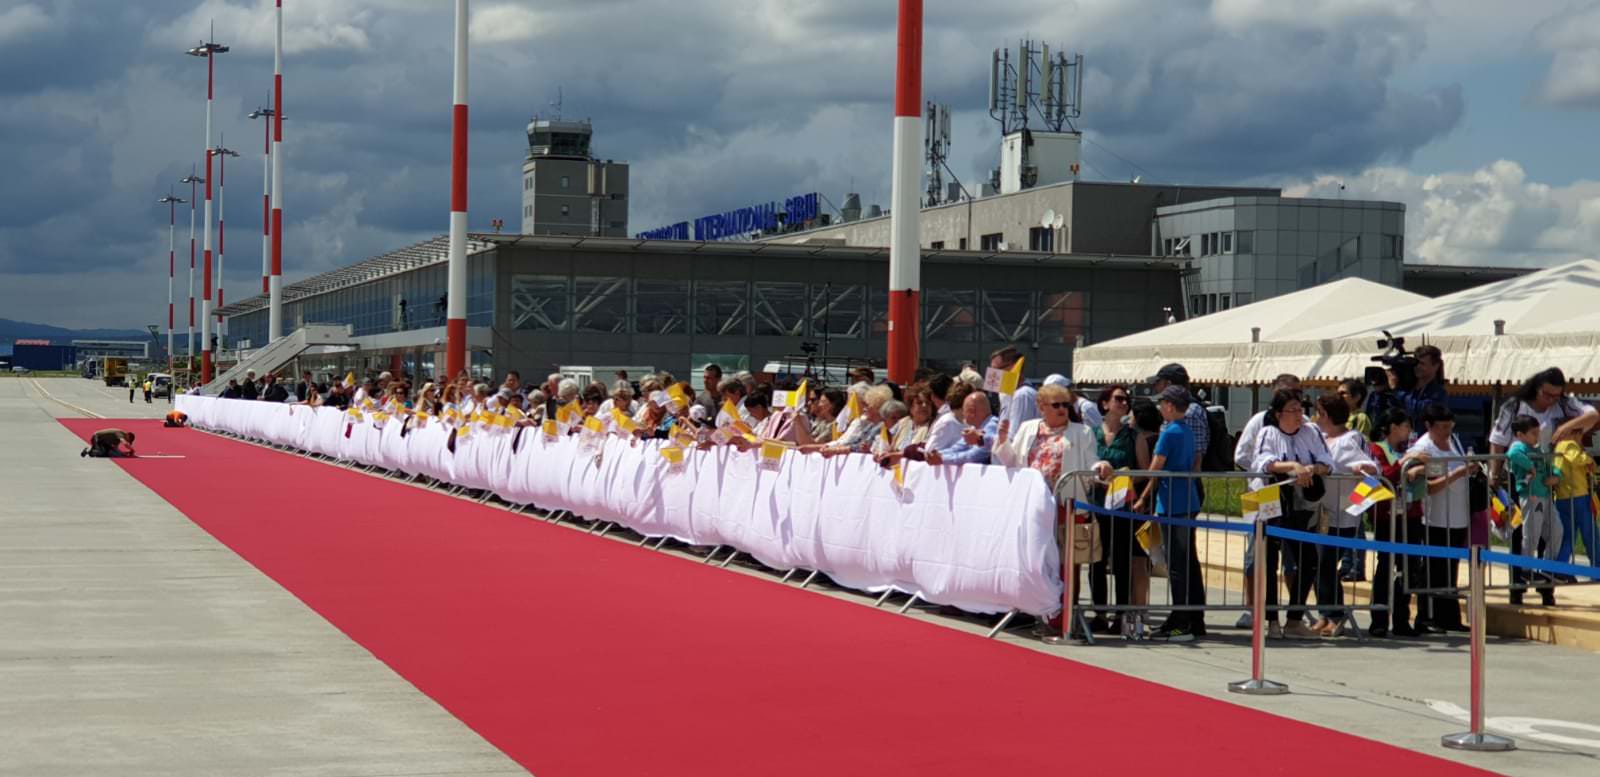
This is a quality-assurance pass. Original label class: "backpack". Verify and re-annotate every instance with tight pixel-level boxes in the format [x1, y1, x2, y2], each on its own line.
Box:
[1201, 405, 1237, 472]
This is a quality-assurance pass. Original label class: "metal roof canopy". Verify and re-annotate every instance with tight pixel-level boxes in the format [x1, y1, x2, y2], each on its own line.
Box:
[216, 232, 1185, 317]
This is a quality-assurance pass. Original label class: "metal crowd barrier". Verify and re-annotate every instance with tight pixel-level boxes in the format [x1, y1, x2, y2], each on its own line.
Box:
[1048, 455, 1600, 755]
[1052, 469, 1399, 645]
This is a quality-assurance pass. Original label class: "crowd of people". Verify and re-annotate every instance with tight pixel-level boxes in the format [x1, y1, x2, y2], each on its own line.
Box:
[211, 347, 1600, 644]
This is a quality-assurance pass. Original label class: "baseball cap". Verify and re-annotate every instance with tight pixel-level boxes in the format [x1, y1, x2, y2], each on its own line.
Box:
[1147, 363, 1189, 385]
[1157, 385, 1192, 408]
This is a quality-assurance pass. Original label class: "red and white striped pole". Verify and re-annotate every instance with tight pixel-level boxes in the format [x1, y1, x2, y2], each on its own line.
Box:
[887, 0, 923, 384]
[160, 194, 186, 377]
[190, 36, 228, 385]
[444, 0, 469, 380]
[183, 170, 200, 371]
[251, 104, 273, 295]
[217, 143, 238, 346]
[269, 0, 285, 341]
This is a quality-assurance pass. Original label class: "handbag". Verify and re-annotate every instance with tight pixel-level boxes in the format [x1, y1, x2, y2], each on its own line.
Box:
[1071, 520, 1104, 564]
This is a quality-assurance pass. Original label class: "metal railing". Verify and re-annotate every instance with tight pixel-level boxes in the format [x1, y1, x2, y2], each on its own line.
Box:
[1046, 457, 1600, 754]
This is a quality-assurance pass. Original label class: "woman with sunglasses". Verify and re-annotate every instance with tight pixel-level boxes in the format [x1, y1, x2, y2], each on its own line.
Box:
[1085, 384, 1140, 634]
[995, 383, 1113, 636]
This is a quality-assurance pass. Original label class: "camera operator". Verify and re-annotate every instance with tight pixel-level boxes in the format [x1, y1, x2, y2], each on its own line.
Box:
[1389, 344, 1446, 424]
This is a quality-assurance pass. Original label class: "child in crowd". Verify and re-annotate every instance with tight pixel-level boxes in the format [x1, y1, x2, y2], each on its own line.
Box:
[1506, 416, 1563, 576]
[1553, 436, 1597, 570]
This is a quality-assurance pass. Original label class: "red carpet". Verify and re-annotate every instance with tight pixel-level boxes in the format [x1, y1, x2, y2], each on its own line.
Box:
[64, 419, 1495, 776]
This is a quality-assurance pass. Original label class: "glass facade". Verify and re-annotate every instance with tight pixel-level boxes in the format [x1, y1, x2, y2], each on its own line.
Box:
[227, 256, 494, 349]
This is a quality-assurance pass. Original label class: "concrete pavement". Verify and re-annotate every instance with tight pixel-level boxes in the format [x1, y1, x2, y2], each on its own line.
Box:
[0, 378, 526, 776]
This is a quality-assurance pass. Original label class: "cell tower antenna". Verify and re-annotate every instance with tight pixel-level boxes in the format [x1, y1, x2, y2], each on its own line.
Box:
[550, 87, 563, 120]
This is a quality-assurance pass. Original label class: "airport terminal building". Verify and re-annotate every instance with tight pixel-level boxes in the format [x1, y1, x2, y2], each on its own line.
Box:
[217, 113, 1520, 385]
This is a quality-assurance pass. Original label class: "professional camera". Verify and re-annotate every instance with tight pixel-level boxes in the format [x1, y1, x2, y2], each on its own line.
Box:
[799, 341, 820, 356]
[1363, 330, 1418, 414]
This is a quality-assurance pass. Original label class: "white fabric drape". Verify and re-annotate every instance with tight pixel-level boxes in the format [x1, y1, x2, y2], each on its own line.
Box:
[177, 395, 1065, 616]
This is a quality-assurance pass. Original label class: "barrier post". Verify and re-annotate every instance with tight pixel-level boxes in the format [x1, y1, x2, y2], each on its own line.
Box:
[1229, 518, 1288, 695]
[1442, 545, 1515, 751]
[1043, 499, 1086, 645]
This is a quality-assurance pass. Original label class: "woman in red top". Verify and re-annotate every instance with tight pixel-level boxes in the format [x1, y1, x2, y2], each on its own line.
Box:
[1367, 408, 1423, 637]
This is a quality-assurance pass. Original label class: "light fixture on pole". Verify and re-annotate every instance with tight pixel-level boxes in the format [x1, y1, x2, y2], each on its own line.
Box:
[445, 0, 470, 380]
[215, 142, 240, 349]
[180, 169, 203, 372]
[248, 104, 276, 295]
[187, 31, 230, 385]
[159, 193, 187, 377]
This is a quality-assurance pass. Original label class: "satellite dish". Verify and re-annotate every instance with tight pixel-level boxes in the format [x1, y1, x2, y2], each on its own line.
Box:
[1052, 214, 1065, 229]
[1041, 209, 1056, 229]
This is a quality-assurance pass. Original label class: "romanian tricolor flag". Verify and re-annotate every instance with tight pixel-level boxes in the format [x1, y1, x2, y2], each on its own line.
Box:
[1345, 475, 1395, 516]
[1104, 475, 1134, 511]
[1490, 488, 1511, 528]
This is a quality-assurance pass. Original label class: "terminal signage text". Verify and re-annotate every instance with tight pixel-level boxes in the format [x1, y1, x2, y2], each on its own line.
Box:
[636, 192, 821, 242]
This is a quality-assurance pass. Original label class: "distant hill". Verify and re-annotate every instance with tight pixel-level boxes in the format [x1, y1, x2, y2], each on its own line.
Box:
[0, 318, 152, 356]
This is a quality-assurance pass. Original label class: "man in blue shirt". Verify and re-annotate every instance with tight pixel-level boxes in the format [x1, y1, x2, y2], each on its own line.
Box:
[924, 390, 998, 466]
[1148, 363, 1209, 462]
[1134, 385, 1206, 641]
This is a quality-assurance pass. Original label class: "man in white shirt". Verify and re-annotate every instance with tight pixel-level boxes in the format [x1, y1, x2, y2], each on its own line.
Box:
[924, 375, 965, 453]
[989, 346, 1039, 430]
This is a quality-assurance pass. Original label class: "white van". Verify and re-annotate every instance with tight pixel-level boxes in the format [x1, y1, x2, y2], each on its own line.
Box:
[558, 366, 657, 392]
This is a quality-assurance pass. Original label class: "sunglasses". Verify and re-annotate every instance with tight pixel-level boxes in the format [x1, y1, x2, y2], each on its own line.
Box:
[1109, 395, 1130, 404]
[1046, 401, 1074, 410]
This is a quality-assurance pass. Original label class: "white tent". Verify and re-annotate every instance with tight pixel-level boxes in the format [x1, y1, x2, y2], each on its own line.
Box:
[1267, 259, 1600, 386]
[1074, 259, 1600, 387]
[1071, 277, 1426, 384]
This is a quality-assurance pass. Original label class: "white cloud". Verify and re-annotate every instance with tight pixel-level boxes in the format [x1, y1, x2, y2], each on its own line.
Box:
[0, 3, 49, 45]
[1286, 161, 1600, 267]
[470, 4, 551, 44]
[156, 0, 380, 55]
[1531, 1, 1600, 108]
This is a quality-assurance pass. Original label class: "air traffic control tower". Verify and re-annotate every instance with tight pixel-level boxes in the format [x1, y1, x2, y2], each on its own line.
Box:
[519, 117, 630, 237]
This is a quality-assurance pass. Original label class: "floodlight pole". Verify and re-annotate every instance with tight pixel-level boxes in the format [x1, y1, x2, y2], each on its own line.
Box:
[159, 193, 187, 377]
[249, 105, 275, 296]
[887, 0, 923, 383]
[188, 33, 230, 385]
[216, 143, 240, 348]
[181, 170, 202, 374]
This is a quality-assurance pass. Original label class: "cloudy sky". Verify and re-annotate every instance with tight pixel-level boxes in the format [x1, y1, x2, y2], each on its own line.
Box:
[2, 0, 1599, 328]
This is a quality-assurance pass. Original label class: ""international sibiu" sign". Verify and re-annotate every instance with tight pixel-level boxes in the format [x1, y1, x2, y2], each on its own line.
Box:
[636, 192, 821, 242]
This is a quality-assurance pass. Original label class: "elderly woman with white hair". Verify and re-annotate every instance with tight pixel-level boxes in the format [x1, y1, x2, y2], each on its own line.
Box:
[1045, 374, 1102, 428]
[808, 384, 892, 456]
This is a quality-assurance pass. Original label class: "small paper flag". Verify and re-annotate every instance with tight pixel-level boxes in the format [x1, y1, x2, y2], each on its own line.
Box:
[760, 440, 786, 464]
[660, 445, 686, 465]
[611, 406, 638, 432]
[582, 415, 604, 434]
[1104, 475, 1134, 510]
[542, 419, 559, 438]
[1241, 483, 1283, 521]
[721, 398, 741, 423]
[1000, 357, 1024, 396]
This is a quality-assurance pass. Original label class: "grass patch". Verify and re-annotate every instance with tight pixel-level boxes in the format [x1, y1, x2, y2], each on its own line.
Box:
[1202, 477, 1246, 517]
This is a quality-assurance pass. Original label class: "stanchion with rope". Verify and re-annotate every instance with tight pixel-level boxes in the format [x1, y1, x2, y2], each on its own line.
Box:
[1441, 545, 1516, 752]
[1229, 518, 1288, 695]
